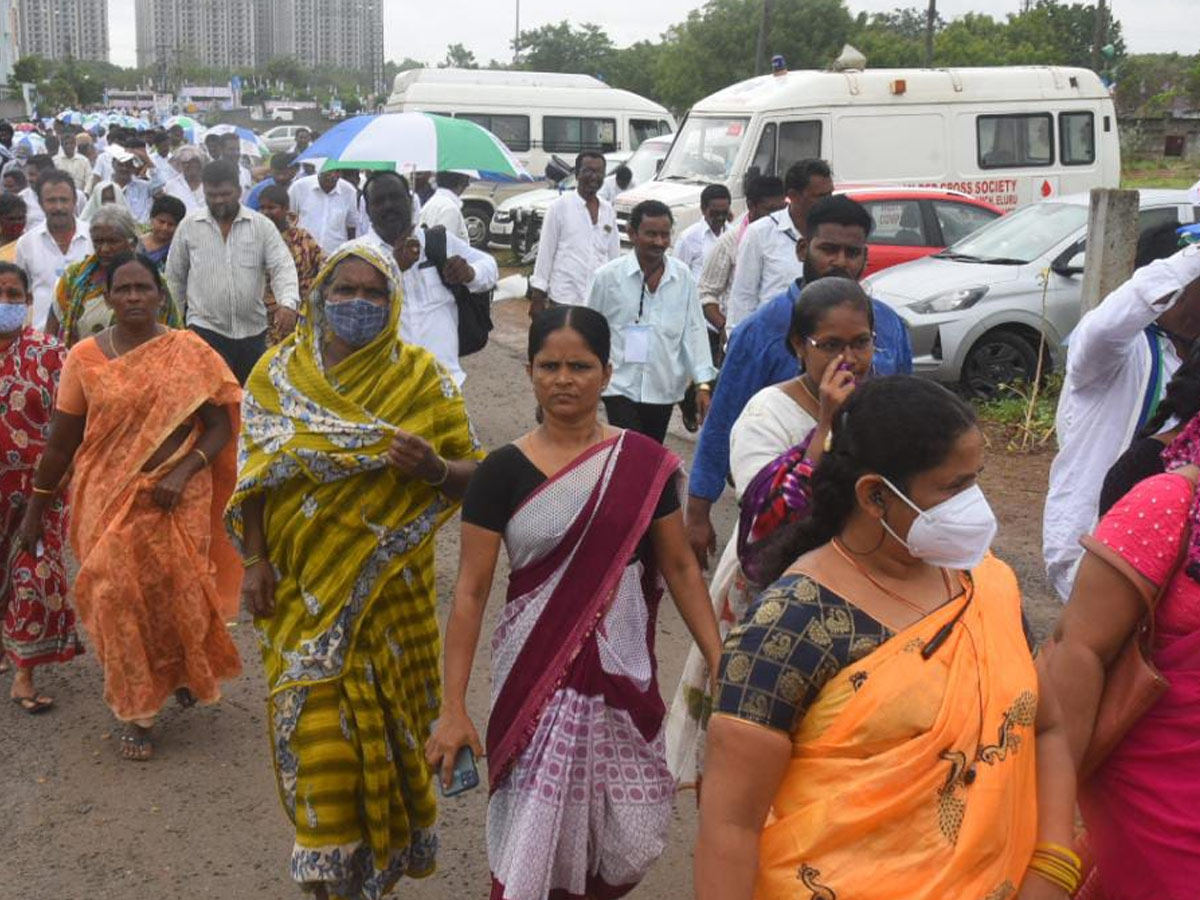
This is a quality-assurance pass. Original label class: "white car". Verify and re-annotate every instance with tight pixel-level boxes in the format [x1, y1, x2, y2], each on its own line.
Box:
[261, 124, 306, 153]
[489, 135, 674, 251]
[866, 189, 1200, 395]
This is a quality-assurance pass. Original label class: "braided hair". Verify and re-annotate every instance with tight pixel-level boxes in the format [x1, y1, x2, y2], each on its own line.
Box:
[756, 376, 978, 584]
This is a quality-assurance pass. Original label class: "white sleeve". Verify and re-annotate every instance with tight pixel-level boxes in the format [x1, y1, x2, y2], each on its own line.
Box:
[529, 201, 560, 294]
[729, 394, 809, 500]
[445, 231, 498, 292]
[1068, 247, 1200, 389]
[726, 224, 765, 330]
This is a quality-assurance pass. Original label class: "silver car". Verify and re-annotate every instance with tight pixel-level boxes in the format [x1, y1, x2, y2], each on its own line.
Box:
[866, 189, 1200, 394]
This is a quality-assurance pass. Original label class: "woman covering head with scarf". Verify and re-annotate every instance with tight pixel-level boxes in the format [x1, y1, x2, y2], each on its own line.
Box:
[229, 240, 482, 900]
[46, 205, 181, 346]
[1049, 407, 1200, 899]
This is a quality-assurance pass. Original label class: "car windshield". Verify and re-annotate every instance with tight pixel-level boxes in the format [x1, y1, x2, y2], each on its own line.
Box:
[939, 201, 1090, 264]
[657, 117, 747, 184]
[625, 139, 670, 185]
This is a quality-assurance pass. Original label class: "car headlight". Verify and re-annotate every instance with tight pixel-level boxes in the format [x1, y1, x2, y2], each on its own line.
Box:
[909, 285, 989, 314]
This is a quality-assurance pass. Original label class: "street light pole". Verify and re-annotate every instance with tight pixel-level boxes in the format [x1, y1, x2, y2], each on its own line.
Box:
[1091, 0, 1107, 73]
[513, 0, 520, 65]
[754, 0, 771, 76]
[924, 0, 936, 68]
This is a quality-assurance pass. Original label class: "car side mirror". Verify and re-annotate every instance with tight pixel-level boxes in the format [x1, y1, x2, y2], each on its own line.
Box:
[1052, 249, 1086, 277]
[655, 158, 664, 174]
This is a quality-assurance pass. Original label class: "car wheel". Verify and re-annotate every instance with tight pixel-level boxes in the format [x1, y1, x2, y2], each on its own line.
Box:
[462, 203, 491, 249]
[960, 330, 1040, 398]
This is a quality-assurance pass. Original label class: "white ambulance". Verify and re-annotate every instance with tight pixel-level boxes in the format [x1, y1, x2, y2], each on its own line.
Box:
[615, 66, 1119, 238]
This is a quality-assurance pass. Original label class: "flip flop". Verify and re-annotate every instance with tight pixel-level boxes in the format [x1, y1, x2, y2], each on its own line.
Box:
[120, 731, 153, 762]
[11, 694, 54, 714]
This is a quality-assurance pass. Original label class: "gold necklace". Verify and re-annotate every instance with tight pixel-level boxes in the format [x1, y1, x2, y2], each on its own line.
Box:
[798, 376, 820, 406]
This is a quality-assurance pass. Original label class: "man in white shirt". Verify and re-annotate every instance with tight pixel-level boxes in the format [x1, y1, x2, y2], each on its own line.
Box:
[14, 171, 92, 330]
[418, 171, 471, 242]
[53, 130, 92, 193]
[529, 152, 620, 315]
[3, 166, 45, 231]
[674, 184, 732, 279]
[165, 160, 300, 384]
[585, 199, 717, 444]
[726, 158, 833, 332]
[82, 145, 167, 225]
[359, 171, 498, 385]
[1044, 231, 1200, 601]
[164, 146, 206, 213]
[217, 132, 254, 191]
[289, 170, 359, 255]
[599, 164, 633, 204]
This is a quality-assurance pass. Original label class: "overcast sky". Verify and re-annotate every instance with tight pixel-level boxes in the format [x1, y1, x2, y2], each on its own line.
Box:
[107, 0, 1198, 69]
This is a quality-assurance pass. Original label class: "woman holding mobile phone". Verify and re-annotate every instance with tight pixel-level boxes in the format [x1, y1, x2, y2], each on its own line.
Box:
[427, 305, 721, 900]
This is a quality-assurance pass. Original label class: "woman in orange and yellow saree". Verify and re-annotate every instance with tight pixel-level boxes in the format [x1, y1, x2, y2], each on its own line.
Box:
[694, 377, 1079, 900]
[17, 252, 242, 761]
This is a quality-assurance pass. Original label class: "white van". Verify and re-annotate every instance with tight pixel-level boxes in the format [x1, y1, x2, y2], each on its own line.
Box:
[385, 68, 676, 178]
[615, 66, 1119, 239]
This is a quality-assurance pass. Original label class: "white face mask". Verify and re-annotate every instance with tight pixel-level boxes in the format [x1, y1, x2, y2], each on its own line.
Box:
[877, 476, 997, 571]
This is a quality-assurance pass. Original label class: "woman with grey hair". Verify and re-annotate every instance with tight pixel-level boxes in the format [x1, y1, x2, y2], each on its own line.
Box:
[46, 205, 181, 346]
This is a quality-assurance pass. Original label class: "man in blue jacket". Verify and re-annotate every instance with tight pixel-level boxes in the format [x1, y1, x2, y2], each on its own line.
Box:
[685, 194, 913, 566]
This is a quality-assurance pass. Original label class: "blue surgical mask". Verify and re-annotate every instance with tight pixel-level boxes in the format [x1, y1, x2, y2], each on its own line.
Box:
[0, 301, 26, 333]
[324, 297, 389, 348]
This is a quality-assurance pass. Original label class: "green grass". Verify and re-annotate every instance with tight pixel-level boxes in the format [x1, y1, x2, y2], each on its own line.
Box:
[974, 376, 1062, 452]
[1121, 157, 1197, 189]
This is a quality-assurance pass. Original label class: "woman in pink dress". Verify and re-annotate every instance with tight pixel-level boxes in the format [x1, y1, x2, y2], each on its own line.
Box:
[1049, 414, 1200, 899]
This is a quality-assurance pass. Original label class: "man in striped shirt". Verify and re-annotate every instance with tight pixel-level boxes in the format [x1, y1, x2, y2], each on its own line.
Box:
[165, 160, 300, 384]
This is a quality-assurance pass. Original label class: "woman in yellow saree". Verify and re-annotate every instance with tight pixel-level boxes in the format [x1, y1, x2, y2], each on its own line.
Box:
[695, 377, 1078, 900]
[228, 240, 481, 900]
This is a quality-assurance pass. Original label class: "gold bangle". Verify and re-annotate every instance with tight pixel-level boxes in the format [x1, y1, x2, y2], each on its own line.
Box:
[192, 447, 210, 467]
[425, 456, 450, 488]
[1033, 842, 1083, 869]
[1031, 850, 1082, 878]
[30, 486, 54, 496]
[242, 554, 264, 568]
[1027, 854, 1081, 893]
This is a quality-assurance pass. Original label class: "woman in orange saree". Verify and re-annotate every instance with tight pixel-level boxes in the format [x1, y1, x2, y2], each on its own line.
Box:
[694, 377, 1078, 900]
[17, 253, 242, 761]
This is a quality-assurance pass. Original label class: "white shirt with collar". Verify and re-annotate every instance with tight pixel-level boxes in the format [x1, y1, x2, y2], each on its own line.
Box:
[358, 228, 499, 386]
[14, 220, 93, 330]
[530, 191, 620, 307]
[165, 204, 300, 340]
[1044, 246, 1200, 601]
[726, 207, 804, 331]
[673, 218, 728, 280]
[92, 150, 113, 183]
[289, 175, 359, 255]
[418, 187, 469, 242]
[599, 173, 631, 205]
[584, 253, 718, 405]
[164, 173, 205, 213]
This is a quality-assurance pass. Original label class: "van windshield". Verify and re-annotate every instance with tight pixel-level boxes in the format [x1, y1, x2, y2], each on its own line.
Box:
[938, 201, 1089, 265]
[657, 117, 748, 184]
[625, 139, 671, 185]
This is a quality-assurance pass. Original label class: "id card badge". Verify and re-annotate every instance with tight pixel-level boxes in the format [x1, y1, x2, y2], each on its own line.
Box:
[624, 324, 651, 364]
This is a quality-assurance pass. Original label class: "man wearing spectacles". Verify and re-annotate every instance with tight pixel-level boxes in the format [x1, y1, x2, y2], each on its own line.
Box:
[685, 194, 914, 569]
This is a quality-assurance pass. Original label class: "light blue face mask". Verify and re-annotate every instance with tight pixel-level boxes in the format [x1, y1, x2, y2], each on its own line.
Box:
[324, 297, 389, 348]
[0, 301, 26, 333]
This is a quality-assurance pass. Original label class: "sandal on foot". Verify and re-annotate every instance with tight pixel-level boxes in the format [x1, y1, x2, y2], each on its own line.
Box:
[120, 731, 154, 762]
[11, 694, 54, 714]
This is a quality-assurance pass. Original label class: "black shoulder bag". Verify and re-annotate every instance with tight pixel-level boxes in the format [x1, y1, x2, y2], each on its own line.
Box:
[422, 225, 493, 357]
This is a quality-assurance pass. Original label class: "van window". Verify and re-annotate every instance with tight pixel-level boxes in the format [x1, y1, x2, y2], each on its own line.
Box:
[1139, 207, 1183, 234]
[751, 123, 777, 177]
[1059, 112, 1095, 166]
[977, 114, 1053, 169]
[777, 122, 823, 177]
[544, 116, 617, 154]
[456, 113, 531, 152]
[932, 200, 1000, 246]
[863, 200, 928, 247]
[630, 118, 670, 149]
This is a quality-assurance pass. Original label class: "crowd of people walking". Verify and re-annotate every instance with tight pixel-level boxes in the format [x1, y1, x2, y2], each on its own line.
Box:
[0, 108, 1198, 900]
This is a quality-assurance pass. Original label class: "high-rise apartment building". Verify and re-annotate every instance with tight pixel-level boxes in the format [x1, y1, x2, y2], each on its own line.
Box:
[17, 0, 109, 61]
[137, 0, 384, 88]
[136, 0, 260, 71]
[0, 0, 18, 82]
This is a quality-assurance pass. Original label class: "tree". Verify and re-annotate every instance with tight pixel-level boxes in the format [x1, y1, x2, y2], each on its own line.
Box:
[10, 55, 44, 85]
[514, 21, 615, 75]
[441, 43, 478, 69]
[605, 41, 664, 100]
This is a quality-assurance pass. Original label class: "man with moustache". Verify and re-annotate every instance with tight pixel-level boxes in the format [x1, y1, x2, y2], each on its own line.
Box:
[165, 161, 299, 384]
[356, 170, 497, 385]
[684, 194, 914, 567]
[584, 199, 717, 444]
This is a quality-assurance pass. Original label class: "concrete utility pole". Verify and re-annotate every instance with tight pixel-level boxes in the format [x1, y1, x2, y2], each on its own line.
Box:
[513, 0, 520, 65]
[1091, 0, 1107, 73]
[1079, 188, 1139, 313]
[924, 0, 936, 67]
[754, 0, 772, 76]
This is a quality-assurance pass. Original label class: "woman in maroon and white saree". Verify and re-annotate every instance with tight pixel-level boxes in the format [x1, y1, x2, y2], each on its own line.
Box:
[428, 306, 721, 900]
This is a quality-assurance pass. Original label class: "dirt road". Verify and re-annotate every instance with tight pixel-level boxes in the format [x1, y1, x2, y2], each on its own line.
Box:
[1, 297, 1058, 900]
